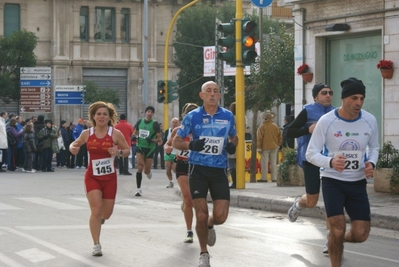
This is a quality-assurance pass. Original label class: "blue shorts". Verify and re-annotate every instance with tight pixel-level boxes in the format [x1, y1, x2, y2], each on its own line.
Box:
[322, 177, 370, 221]
[188, 164, 230, 201]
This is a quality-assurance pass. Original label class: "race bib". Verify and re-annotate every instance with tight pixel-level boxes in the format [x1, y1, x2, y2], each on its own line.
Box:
[138, 129, 150, 139]
[334, 151, 363, 171]
[199, 136, 224, 155]
[91, 157, 115, 176]
[176, 149, 190, 159]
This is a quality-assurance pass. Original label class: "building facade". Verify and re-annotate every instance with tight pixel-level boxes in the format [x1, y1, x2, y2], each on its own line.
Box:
[279, 0, 399, 146]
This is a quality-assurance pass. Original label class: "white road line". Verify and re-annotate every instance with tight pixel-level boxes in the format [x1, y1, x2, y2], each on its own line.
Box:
[15, 248, 55, 263]
[71, 197, 137, 210]
[15, 197, 86, 210]
[17, 224, 183, 231]
[0, 252, 25, 267]
[0, 203, 23, 211]
[1, 227, 108, 267]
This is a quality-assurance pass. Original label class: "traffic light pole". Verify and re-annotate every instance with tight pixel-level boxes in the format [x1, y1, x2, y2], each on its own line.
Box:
[163, 0, 199, 129]
[235, 0, 245, 189]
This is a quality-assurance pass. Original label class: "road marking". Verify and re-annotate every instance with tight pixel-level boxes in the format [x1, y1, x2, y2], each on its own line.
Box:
[15, 248, 55, 263]
[16, 197, 86, 210]
[0, 203, 23, 210]
[1, 227, 108, 267]
[71, 197, 137, 210]
[17, 224, 184, 231]
[0, 252, 25, 267]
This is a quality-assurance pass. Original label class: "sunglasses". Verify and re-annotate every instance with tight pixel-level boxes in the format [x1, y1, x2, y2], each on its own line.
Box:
[320, 90, 333, 96]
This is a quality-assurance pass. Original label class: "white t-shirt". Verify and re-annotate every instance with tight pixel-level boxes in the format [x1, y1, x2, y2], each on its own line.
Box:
[306, 108, 379, 182]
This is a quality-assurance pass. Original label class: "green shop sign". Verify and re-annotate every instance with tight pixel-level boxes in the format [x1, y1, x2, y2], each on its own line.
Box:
[343, 51, 377, 61]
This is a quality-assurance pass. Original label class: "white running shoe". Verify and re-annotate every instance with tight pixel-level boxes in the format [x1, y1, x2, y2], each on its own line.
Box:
[146, 172, 152, 179]
[184, 231, 194, 243]
[207, 226, 216, 246]
[166, 181, 174, 188]
[198, 253, 210, 267]
[135, 188, 142, 197]
[287, 197, 302, 222]
[92, 243, 102, 256]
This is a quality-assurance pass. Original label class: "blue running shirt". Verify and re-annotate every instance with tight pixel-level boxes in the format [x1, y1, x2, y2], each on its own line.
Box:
[177, 106, 236, 168]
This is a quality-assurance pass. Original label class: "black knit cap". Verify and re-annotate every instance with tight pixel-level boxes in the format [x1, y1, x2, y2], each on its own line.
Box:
[340, 77, 366, 99]
[312, 83, 329, 98]
[145, 106, 155, 113]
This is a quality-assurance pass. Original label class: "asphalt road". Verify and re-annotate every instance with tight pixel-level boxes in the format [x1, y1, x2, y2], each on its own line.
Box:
[0, 168, 398, 267]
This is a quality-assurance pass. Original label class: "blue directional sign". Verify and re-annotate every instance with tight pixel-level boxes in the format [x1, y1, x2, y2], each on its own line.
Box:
[55, 98, 84, 105]
[20, 80, 52, 87]
[250, 0, 273, 8]
[55, 92, 83, 98]
[55, 90, 84, 105]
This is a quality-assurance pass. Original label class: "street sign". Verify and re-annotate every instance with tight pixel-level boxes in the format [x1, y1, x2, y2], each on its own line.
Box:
[20, 67, 51, 74]
[55, 85, 84, 91]
[20, 74, 51, 80]
[55, 92, 83, 98]
[55, 88, 84, 105]
[20, 80, 52, 87]
[55, 98, 84, 105]
[250, 0, 273, 8]
[20, 67, 52, 113]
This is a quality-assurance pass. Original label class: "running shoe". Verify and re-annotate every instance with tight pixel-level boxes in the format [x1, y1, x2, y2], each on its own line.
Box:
[92, 243, 102, 256]
[207, 226, 216, 246]
[323, 230, 330, 254]
[184, 231, 194, 243]
[146, 172, 152, 179]
[198, 253, 210, 267]
[135, 188, 142, 197]
[287, 197, 302, 222]
[166, 181, 174, 188]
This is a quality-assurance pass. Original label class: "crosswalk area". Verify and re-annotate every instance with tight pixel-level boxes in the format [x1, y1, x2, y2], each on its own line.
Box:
[0, 196, 184, 267]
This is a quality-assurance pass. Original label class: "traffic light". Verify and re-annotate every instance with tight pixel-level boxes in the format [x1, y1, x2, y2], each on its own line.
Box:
[241, 18, 258, 66]
[167, 80, 179, 103]
[217, 20, 235, 66]
[157, 80, 166, 103]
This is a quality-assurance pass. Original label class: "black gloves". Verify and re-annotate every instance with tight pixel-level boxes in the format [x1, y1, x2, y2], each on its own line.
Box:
[131, 136, 137, 142]
[146, 138, 154, 144]
[189, 138, 205, 151]
[226, 142, 236, 155]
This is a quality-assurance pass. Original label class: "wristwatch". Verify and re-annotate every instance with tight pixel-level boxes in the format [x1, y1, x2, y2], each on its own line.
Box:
[119, 150, 123, 157]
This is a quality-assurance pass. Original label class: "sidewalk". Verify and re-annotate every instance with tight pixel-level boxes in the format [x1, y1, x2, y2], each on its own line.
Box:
[145, 169, 399, 231]
[228, 178, 399, 231]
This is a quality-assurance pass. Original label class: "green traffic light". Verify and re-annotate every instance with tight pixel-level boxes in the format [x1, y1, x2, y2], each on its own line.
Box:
[217, 20, 236, 66]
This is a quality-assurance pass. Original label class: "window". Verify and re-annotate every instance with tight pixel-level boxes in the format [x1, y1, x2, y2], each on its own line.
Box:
[94, 7, 115, 42]
[121, 8, 130, 43]
[4, 4, 20, 37]
[80, 6, 89, 41]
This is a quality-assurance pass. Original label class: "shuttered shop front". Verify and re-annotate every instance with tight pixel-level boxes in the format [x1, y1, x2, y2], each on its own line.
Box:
[82, 69, 127, 119]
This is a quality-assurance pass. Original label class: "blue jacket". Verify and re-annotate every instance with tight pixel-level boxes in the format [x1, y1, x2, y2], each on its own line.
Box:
[72, 124, 83, 140]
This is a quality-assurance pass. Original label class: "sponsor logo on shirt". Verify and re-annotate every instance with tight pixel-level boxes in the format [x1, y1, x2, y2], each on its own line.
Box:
[203, 118, 209, 124]
[334, 131, 343, 137]
[215, 119, 228, 124]
[345, 132, 359, 137]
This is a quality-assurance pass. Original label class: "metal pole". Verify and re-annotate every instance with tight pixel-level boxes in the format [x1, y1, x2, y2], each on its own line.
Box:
[163, 0, 200, 129]
[235, 0, 245, 189]
[143, 0, 149, 106]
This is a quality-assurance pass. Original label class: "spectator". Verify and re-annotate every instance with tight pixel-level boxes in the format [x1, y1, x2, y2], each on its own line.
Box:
[38, 119, 58, 172]
[22, 123, 36, 173]
[73, 118, 85, 168]
[6, 118, 23, 171]
[66, 122, 75, 168]
[57, 120, 69, 168]
[0, 111, 8, 172]
[115, 114, 134, 175]
[33, 115, 45, 170]
[153, 123, 165, 169]
[256, 111, 282, 182]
